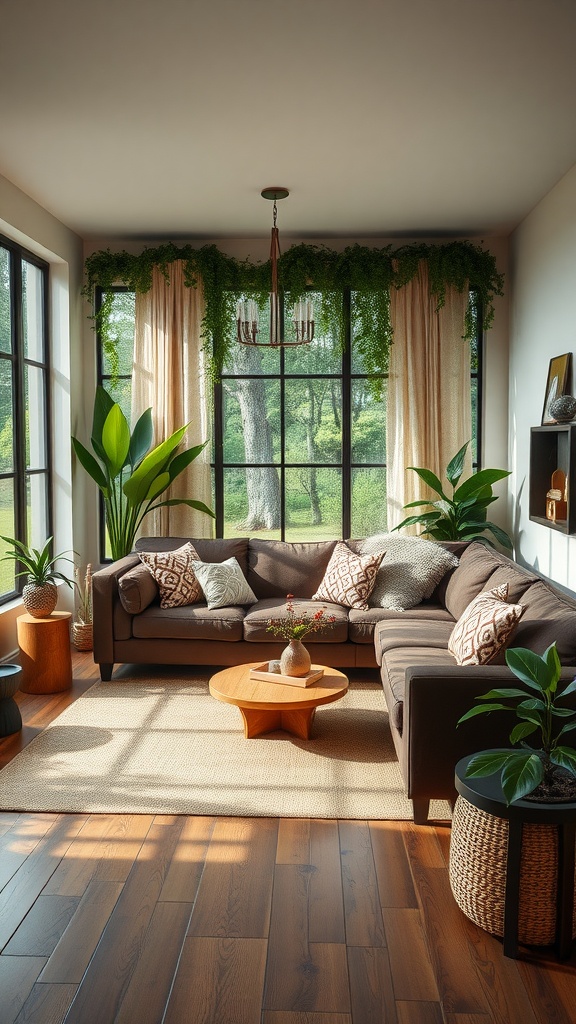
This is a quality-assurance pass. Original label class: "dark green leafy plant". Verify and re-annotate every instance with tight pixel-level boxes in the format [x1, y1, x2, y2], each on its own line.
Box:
[459, 644, 576, 804]
[83, 240, 504, 381]
[71, 386, 215, 560]
[0, 536, 73, 587]
[393, 440, 512, 548]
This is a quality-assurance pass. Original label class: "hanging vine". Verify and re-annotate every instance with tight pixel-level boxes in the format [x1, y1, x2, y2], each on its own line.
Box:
[83, 239, 504, 379]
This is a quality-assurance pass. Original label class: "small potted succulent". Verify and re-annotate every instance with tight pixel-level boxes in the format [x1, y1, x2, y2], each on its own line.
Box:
[1, 536, 73, 618]
[459, 643, 576, 803]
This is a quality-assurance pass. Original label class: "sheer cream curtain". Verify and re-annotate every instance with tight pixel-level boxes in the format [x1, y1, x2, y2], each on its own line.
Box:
[132, 260, 213, 540]
[386, 260, 471, 531]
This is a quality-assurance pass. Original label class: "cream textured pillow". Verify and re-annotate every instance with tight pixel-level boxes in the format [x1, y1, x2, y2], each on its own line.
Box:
[139, 542, 203, 609]
[312, 542, 384, 610]
[191, 556, 257, 609]
[359, 533, 459, 611]
[448, 583, 524, 666]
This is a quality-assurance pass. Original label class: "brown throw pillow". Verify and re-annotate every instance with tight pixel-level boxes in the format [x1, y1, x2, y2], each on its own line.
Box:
[139, 542, 203, 609]
[448, 583, 524, 666]
[118, 563, 159, 614]
[312, 541, 384, 610]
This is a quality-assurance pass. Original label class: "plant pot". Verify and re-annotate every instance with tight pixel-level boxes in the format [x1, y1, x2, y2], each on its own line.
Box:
[22, 582, 57, 618]
[72, 621, 93, 652]
[280, 640, 311, 678]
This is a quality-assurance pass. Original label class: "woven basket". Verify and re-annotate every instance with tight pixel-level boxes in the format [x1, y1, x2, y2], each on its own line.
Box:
[71, 621, 93, 652]
[449, 795, 576, 946]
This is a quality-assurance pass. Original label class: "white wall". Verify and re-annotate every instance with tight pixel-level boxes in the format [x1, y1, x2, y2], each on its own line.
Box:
[509, 162, 576, 592]
[0, 174, 84, 658]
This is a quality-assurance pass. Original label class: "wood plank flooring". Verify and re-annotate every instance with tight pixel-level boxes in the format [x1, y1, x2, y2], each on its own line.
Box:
[0, 651, 574, 1024]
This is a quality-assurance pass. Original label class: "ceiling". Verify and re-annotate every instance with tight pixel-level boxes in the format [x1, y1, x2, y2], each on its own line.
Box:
[1, 0, 576, 241]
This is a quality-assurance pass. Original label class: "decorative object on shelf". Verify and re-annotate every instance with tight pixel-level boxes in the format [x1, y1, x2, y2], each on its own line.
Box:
[393, 439, 513, 548]
[546, 469, 568, 523]
[458, 642, 576, 804]
[249, 662, 325, 688]
[0, 664, 22, 737]
[550, 394, 576, 423]
[72, 563, 93, 651]
[542, 352, 572, 425]
[71, 386, 215, 560]
[236, 188, 315, 348]
[0, 536, 73, 618]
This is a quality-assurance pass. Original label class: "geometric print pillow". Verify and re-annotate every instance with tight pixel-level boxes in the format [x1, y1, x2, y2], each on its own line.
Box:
[312, 541, 384, 610]
[448, 583, 525, 666]
[139, 542, 203, 609]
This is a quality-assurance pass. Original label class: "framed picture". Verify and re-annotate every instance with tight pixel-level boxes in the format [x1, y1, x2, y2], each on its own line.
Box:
[542, 352, 572, 425]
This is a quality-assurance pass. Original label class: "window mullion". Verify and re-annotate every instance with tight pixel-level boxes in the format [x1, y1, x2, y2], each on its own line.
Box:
[341, 288, 352, 539]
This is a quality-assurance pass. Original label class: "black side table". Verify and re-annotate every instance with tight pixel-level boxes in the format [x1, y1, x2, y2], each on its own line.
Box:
[0, 664, 22, 737]
[454, 753, 576, 959]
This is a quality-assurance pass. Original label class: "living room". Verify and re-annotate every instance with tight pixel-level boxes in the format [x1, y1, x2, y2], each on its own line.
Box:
[1, 1, 576, 1021]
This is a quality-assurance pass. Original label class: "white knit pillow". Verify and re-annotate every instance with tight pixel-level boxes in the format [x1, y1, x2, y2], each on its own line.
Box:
[191, 556, 257, 609]
[359, 533, 459, 611]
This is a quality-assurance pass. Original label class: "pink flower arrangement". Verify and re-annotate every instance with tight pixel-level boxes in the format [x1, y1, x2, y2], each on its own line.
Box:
[266, 594, 336, 642]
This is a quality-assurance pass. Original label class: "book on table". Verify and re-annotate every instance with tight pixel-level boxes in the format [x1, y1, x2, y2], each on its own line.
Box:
[249, 663, 325, 688]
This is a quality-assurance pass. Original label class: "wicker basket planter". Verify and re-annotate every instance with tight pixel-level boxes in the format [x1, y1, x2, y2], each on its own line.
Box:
[71, 621, 93, 652]
[449, 795, 576, 947]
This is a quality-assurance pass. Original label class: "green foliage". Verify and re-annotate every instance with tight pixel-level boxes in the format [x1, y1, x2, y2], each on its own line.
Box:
[459, 644, 576, 804]
[0, 536, 73, 587]
[71, 386, 215, 559]
[84, 240, 504, 381]
[393, 440, 512, 548]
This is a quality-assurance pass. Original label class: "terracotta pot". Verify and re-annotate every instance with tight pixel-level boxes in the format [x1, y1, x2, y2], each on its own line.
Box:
[280, 639, 311, 677]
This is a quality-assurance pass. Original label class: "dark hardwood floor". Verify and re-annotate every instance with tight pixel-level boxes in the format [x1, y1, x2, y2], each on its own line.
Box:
[0, 650, 575, 1023]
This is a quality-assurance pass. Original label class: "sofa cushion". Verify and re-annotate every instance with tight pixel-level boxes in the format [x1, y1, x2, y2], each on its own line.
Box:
[375, 618, 454, 664]
[132, 603, 245, 641]
[511, 580, 576, 662]
[139, 542, 202, 609]
[380, 646, 456, 735]
[448, 583, 525, 666]
[118, 563, 159, 614]
[135, 537, 249, 577]
[312, 542, 383, 609]
[358, 533, 460, 611]
[350, 605, 454, 645]
[247, 539, 338, 599]
[191, 556, 257, 609]
[443, 543, 509, 620]
[243, 598, 349, 643]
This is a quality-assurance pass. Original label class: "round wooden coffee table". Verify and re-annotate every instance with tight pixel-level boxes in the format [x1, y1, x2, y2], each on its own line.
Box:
[209, 663, 349, 740]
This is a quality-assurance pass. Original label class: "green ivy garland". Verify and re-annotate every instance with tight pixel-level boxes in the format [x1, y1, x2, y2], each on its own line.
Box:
[83, 239, 504, 379]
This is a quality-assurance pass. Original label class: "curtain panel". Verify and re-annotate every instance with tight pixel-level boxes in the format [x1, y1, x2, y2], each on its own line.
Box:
[132, 261, 213, 540]
[386, 260, 471, 531]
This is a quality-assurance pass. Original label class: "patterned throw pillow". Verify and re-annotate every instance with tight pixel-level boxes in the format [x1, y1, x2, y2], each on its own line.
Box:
[191, 556, 257, 609]
[448, 583, 525, 666]
[312, 542, 384, 610]
[139, 542, 203, 609]
[359, 533, 460, 611]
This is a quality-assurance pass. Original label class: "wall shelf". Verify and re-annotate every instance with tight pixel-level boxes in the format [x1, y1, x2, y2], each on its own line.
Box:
[529, 424, 576, 535]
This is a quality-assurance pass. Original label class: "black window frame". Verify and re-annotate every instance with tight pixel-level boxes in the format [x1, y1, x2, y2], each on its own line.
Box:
[0, 233, 51, 603]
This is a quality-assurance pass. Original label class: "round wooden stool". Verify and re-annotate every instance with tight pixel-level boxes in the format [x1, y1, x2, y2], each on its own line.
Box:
[17, 611, 73, 694]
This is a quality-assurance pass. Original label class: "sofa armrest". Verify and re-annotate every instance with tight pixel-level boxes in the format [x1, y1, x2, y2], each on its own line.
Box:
[402, 663, 576, 803]
[92, 555, 140, 664]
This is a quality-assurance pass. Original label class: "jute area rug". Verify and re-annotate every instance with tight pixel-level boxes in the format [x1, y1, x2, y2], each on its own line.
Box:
[0, 668, 451, 820]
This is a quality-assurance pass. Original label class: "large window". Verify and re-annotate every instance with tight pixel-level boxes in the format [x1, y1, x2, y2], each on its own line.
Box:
[0, 236, 50, 601]
[97, 287, 481, 548]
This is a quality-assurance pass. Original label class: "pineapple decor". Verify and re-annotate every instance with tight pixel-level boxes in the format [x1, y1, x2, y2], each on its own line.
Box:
[0, 536, 73, 618]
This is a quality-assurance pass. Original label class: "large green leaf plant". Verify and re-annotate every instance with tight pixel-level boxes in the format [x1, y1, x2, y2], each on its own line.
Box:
[393, 440, 512, 548]
[72, 387, 215, 559]
[459, 644, 576, 804]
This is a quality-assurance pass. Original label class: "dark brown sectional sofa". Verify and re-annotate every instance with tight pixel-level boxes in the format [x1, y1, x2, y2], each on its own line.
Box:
[92, 536, 576, 823]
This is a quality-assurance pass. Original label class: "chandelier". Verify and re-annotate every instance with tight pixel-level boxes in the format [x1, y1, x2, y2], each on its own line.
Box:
[236, 188, 315, 347]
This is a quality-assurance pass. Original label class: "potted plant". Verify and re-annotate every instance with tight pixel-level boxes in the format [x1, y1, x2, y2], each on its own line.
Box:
[458, 642, 576, 803]
[1, 536, 73, 618]
[72, 563, 93, 651]
[72, 386, 215, 560]
[393, 440, 512, 548]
